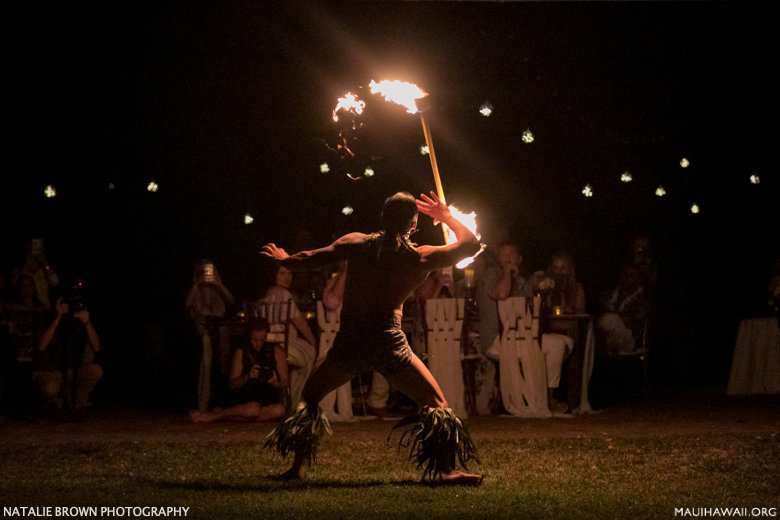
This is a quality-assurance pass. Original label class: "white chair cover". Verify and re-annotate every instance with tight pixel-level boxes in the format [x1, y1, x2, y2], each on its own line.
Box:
[498, 296, 551, 418]
[426, 298, 468, 418]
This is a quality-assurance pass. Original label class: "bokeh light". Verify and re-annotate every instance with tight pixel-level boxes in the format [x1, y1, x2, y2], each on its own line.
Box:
[479, 102, 493, 117]
[655, 186, 666, 197]
[620, 172, 633, 183]
[582, 184, 593, 197]
[147, 181, 159, 193]
[521, 129, 535, 144]
[44, 185, 57, 198]
[341, 205, 354, 216]
[320, 163, 330, 174]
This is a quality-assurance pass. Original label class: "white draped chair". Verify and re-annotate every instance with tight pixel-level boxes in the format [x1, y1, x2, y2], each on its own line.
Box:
[497, 296, 552, 418]
[315, 301, 354, 421]
[425, 298, 468, 417]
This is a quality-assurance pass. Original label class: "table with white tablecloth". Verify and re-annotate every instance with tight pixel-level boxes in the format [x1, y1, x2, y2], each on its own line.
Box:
[727, 317, 780, 395]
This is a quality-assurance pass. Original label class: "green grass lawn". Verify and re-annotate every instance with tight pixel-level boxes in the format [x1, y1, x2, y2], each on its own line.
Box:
[1, 399, 779, 519]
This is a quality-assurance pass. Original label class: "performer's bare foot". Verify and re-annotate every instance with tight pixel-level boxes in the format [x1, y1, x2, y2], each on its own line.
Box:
[432, 470, 484, 486]
[189, 410, 206, 423]
[276, 467, 304, 481]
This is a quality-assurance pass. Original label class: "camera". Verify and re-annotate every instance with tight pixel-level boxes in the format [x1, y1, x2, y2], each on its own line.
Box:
[258, 345, 277, 382]
[66, 280, 86, 313]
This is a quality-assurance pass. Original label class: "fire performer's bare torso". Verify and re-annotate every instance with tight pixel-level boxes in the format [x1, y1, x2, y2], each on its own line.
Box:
[339, 233, 427, 323]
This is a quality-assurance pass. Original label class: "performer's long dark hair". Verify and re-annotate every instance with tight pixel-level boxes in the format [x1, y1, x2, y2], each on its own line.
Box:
[373, 191, 418, 256]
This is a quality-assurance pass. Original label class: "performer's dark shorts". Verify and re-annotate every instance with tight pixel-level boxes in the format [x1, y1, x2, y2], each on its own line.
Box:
[327, 314, 414, 376]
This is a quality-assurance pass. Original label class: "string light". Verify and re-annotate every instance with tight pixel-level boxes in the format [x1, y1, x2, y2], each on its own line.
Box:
[655, 186, 666, 197]
[341, 205, 354, 216]
[479, 102, 494, 117]
[620, 172, 633, 183]
[364, 166, 375, 177]
[690, 203, 700, 214]
[108, 182, 115, 190]
[420, 145, 430, 156]
[147, 181, 159, 193]
[244, 213, 254, 225]
[582, 184, 593, 197]
[521, 129, 535, 144]
[680, 158, 690, 168]
[320, 163, 330, 174]
[44, 185, 57, 198]
[749, 174, 760, 185]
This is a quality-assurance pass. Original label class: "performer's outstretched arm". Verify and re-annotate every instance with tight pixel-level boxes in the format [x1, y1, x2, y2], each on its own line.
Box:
[415, 192, 480, 270]
[260, 233, 366, 271]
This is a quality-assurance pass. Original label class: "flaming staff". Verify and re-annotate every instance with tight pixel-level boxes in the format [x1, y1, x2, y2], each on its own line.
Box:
[331, 92, 367, 178]
[368, 80, 446, 204]
[368, 79, 484, 267]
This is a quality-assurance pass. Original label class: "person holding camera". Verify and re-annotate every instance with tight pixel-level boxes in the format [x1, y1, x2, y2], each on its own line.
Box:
[186, 260, 235, 412]
[189, 318, 288, 423]
[34, 296, 102, 415]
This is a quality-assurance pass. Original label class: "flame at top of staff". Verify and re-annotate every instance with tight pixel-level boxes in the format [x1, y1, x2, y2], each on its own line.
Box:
[332, 92, 366, 122]
[369, 79, 427, 114]
[442, 205, 485, 269]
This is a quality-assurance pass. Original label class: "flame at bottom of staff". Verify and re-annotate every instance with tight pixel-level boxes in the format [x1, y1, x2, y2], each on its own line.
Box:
[442, 205, 486, 269]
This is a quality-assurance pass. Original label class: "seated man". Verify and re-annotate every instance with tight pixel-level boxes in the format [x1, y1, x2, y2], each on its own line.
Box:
[34, 296, 103, 414]
[190, 318, 288, 423]
[481, 243, 571, 413]
[597, 264, 652, 355]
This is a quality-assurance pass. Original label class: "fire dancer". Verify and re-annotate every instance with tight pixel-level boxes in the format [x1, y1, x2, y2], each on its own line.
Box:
[261, 191, 483, 485]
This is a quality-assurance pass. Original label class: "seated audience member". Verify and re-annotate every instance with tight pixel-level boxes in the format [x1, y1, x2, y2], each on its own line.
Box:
[481, 243, 571, 413]
[12, 238, 60, 309]
[261, 266, 317, 409]
[186, 260, 234, 412]
[537, 251, 587, 315]
[478, 243, 534, 357]
[629, 232, 658, 299]
[189, 318, 287, 423]
[597, 264, 652, 355]
[34, 296, 102, 414]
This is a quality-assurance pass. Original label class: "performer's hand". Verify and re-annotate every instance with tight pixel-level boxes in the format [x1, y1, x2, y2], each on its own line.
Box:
[260, 243, 289, 261]
[416, 191, 450, 225]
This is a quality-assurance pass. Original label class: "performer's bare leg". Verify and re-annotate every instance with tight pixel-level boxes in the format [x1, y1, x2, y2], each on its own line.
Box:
[383, 353, 484, 485]
[280, 357, 354, 480]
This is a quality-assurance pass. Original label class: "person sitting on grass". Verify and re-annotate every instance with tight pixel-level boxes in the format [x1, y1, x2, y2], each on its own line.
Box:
[189, 318, 288, 423]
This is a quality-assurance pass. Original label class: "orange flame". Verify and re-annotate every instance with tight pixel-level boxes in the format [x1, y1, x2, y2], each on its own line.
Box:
[369, 79, 427, 114]
[443, 205, 485, 269]
[332, 92, 366, 122]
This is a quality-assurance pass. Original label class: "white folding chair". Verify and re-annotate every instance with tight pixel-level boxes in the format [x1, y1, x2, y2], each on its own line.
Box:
[425, 298, 467, 417]
[497, 296, 551, 417]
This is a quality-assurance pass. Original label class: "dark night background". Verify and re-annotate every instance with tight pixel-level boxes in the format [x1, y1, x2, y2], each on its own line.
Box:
[5, 2, 778, 409]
